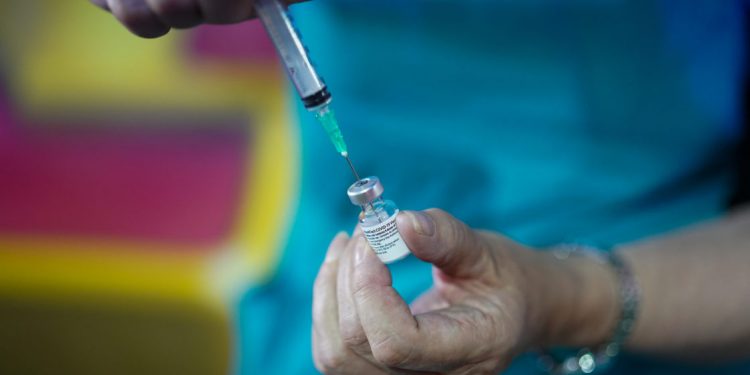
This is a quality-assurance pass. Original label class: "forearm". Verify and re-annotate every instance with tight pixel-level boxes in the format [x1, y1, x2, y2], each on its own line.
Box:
[532, 205, 750, 362]
[620, 205, 750, 361]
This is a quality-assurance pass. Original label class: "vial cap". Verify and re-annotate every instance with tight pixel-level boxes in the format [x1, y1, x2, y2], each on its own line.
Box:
[347, 176, 384, 206]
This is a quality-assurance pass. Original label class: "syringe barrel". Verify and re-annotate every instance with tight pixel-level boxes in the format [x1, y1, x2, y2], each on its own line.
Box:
[255, 0, 331, 109]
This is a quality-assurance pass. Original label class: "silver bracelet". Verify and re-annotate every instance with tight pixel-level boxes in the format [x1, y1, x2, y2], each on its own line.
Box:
[536, 245, 641, 375]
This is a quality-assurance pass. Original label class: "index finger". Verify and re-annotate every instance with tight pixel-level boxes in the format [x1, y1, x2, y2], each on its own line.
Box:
[312, 233, 390, 374]
[338, 235, 371, 354]
[351, 241, 496, 371]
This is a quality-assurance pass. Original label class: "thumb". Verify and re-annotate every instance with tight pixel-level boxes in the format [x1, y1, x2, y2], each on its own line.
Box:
[396, 209, 490, 278]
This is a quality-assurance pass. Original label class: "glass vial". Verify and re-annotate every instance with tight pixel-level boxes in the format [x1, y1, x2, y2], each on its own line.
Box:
[347, 176, 411, 264]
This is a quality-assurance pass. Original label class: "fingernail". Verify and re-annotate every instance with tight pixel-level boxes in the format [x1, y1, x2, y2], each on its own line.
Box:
[354, 236, 368, 265]
[409, 211, 435, 237]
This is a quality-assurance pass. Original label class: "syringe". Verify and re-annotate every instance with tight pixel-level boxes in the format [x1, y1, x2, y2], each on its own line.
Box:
[254, 0, 360, 180]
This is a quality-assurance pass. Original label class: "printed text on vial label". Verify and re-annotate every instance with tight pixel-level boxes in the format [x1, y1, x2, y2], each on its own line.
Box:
[361, 211, 410, 263]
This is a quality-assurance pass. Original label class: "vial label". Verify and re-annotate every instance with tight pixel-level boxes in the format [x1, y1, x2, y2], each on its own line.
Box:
[361, 210, 411, 264]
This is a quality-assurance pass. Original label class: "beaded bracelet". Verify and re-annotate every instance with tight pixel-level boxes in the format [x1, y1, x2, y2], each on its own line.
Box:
[536, 245, 641, 375]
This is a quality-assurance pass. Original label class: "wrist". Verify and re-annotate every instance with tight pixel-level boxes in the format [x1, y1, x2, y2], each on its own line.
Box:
[526, 248, 620, 349]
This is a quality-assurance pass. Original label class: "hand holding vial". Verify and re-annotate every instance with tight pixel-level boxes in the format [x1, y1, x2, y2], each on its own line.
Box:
[312, 208, 620, 374]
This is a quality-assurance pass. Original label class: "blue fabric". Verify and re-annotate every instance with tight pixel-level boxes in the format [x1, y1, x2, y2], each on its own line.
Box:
[238, 1, 749, 374]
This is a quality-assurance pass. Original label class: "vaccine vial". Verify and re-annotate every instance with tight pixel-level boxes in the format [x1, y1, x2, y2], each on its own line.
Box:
[347, 176, 411, 264]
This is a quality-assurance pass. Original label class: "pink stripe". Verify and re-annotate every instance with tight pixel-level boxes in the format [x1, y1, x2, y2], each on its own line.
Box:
[0, 99, 251, 249]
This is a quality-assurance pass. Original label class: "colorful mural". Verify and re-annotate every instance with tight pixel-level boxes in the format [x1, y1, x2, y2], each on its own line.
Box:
[0, 2, 297, 374]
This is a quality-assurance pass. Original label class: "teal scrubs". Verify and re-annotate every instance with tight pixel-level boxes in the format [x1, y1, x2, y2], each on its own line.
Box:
[239, 1, 749, 373]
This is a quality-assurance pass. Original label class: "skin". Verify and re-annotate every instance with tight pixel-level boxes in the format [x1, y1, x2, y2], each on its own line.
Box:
[621, 207, 750, 361]
[312, 210, 616, 374]
[89, 0, 303, 38]
[91, 2, 750, 371]
[313, 210, 750, 374]
[312, 207, 750, 374]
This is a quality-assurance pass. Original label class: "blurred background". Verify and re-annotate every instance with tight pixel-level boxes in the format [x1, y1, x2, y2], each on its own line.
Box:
[0, 1, 296, 374]
[2, 1, 750, 375]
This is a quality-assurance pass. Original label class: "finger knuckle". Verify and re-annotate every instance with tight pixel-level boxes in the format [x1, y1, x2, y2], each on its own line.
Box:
[115, 6, 168, 37]
[150, 0, 186, 15]
[447, 215, 468, 248]
[426, 207, 450, 223]
[119, 6, 151, 27]
[428, 209, 465, 247]
[371, 334, 413, 368]
[316, 348, 348, 372]
[340, 324, 367, 348]
[200, 0, 250, 23]
[351, 271, 373, 298]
